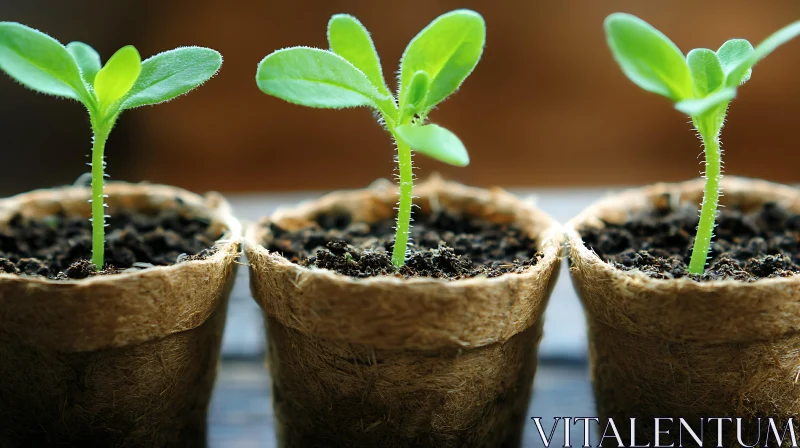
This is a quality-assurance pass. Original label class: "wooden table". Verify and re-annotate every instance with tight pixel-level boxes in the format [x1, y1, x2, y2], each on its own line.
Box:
[209, 187, 613, 447]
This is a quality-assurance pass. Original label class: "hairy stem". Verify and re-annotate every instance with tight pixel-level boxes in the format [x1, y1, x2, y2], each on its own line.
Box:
[688, 115, 722, 275]
[90, 126, 109, 270]
[391, 132, 414, 267]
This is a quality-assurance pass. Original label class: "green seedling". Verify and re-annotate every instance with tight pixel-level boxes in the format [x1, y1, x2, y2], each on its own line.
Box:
[605, 14, 800, 274]
[0, 22, 222, 270]
[256, 10, 485, 267]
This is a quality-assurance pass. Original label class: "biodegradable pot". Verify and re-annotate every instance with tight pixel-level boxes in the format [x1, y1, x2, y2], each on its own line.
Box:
[246, 178, 562, 448]
[0, 183, 241, 447]
[567, 177, 800, 442]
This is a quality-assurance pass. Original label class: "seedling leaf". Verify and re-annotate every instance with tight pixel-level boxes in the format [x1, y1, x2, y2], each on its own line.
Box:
[257, 47, 389, 110]
[327, 14, 391, 97]
[0, 22, 89, 101]
[400, 70, 430, 121]
[604, 13, 693, 102]
[686, 48, 724, 98]
[716, 39, 753, 84]
[67, 41, 101, 86]
[675, 87, 736, 116]
[256, 11, 481, 267]
[605, 13, 800, 275]
[0, 21, 222, 271]
[726, 21, 800, 88]
[399, 9, 485, 110]
[94, 45, 140, 110]
[122, 46, 222, 110]
[395, 123, 469, 167]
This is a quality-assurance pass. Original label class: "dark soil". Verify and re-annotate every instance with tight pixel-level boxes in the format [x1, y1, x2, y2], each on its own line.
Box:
[0, 208, 222, 280]
[581, 198, 800, 281]
[265, 210, 540, 279]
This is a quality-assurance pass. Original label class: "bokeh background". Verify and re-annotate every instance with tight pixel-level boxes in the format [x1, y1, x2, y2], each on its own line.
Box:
[1, 0, 798, 196]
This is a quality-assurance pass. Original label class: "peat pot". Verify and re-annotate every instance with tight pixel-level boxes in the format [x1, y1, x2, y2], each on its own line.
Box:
[568, 177, 800, 445]
[247, 178, 562, 448]
[0, 182, 240, 447]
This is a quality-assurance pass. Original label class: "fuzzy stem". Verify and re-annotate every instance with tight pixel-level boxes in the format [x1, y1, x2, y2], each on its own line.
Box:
[90, 126, 109, 270]
[391, 134, 414, 267]
[688, 115, 722, 275]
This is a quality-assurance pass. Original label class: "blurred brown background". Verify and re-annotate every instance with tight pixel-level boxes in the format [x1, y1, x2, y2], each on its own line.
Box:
[1, 0, 798, 195]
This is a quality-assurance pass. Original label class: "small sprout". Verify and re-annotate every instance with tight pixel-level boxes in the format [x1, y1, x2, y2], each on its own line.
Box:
[131, 262, 155, 269]
[256, 10, 485, 267]
[0, 23, 223, 270]
[42, 215, 59, 230]
[123, 262, 155, 273]
[72, 172, 93, 187]
[604, 14, 800, 274]
[344, 252, 353, 263]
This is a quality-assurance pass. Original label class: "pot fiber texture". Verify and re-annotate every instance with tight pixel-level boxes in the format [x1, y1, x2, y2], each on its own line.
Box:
[247, 178, 562, 448]
[567, 177, 800, 444]
[0, 183, 241, 447]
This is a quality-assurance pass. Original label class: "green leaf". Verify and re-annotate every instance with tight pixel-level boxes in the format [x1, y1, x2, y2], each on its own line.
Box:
[400, 70, 430, 121]
[604, 13, 693, 102]
[121, 46, 222, 109]
[327, 14, 391, 97]
[399, 9, 485, 110]
[0, 22, 90, 102]
[395, 123, 469, 166]
[686, 48, 724, 98]
[94, 45, 141, 110]
[675, 87, 736, 116]
[256, 47, 390, 110]
[66, 41, 101, 85]
[716, 39, 753, 85]
[726, 21, 800, 88]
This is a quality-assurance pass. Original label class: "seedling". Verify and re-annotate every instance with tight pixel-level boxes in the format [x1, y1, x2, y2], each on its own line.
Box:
[0, 22, 222, 270]
[256, 10, 485, 267]
[605, 14, 800, 274]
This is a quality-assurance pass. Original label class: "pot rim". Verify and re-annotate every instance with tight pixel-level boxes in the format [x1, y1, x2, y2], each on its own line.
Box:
[245, 176, 563, 287]
[566, 175, 800, 289]
[0, 181, 242, 286]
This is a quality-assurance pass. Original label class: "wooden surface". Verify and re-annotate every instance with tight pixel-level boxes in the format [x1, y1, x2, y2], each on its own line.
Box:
[209, 188, 610, 447]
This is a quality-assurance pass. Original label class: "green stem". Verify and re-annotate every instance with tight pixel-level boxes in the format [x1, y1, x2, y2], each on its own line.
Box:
[390, 132, 414, 267]
[688, 115, 722, 275]
[90, 126, 109, 270]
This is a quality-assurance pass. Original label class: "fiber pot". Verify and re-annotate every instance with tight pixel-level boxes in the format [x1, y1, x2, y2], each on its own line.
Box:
[567, 177, 800, 443]
[0, 183, 240, 447]
[246, 178, 562, 448]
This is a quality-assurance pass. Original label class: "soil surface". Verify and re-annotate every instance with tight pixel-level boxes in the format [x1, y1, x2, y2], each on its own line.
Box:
[0, 209, 222, 280]
[265, 210, 540, 279]
[581, 198, 800, 281]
